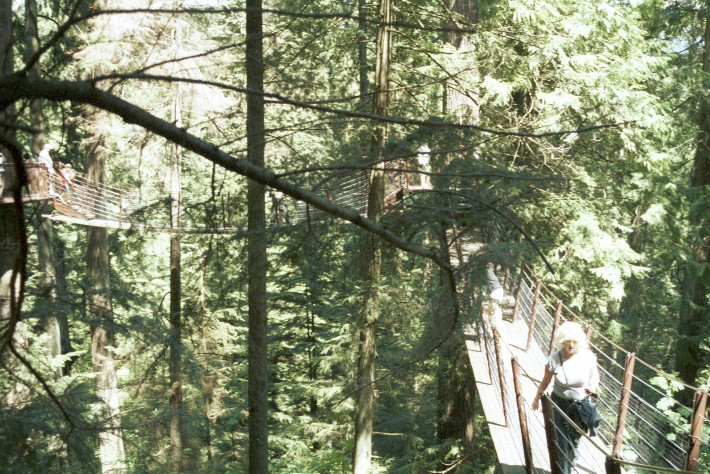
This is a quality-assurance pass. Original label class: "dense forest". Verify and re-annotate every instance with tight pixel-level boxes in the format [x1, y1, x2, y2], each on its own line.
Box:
[0, 0, 708, 472]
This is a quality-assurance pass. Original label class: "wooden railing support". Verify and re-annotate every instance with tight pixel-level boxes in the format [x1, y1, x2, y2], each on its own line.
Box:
[512, 358, 532, 473]
[542, 395, 561, 474]
[605, 455, 623, 474]
[480, 326, 493, 383]
[686, 389, 708, 471]
[612, 352, 636, 458]
[492, 327, 509, 427]
[548, 300, 563, 356]
[524, 279, 542, 351]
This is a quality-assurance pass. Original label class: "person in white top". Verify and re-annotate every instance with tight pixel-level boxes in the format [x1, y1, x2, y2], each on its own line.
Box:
[532, 321, 600, 474]
[38, 143, 54, 173]
[416, 144, 431, 187]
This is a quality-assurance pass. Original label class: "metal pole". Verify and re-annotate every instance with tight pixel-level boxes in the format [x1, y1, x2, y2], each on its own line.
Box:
[512, 358, 532, 473]
[686, 390, 708, 471]
[612, 352, 635, 458]
[493, 327, 508, 427]
[548, 300, 563, 356]
[542, 395, 561, 474]
[525, 280, 542, 351]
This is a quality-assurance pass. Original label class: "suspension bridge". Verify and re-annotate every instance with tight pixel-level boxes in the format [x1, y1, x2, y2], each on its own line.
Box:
[473, 265, 709, 473]
[1, 159, 708, 473]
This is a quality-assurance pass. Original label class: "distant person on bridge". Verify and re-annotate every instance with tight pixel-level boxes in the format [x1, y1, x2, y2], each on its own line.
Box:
[532, 321, 600, 474]
[416, 144, 431, 188]
[38, 143, 55, 173]
[38, 143, 56, 195]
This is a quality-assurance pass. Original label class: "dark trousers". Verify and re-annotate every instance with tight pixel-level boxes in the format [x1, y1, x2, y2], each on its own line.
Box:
[551, 393, 581, 474]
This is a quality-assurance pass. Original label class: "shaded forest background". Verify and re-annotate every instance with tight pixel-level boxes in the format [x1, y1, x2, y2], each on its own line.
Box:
[0, 0, 708, 472]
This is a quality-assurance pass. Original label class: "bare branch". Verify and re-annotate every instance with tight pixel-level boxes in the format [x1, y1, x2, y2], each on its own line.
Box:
[0, 76, 448, 267]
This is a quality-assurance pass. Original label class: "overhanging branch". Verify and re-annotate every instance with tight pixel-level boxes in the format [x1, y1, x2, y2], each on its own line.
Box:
[0, 76, 447, 267]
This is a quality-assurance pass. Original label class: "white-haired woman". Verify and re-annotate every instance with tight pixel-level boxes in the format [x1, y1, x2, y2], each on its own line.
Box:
[532, 321, 600, 473]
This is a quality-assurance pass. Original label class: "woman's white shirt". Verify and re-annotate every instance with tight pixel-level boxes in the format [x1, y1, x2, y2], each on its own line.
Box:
[546, 348, 598, 401]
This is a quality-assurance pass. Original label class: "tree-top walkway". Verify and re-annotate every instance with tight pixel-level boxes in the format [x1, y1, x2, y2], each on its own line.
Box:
[474, 264, 709, 473]
[3, 160, 708, 472]
[1, 159, 428, 232]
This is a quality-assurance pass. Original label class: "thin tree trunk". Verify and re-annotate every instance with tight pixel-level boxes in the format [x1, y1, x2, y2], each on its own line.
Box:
[0, 0, 30, 403]
[168, 15, 184, 468]
[246, 1, 269, 472]
[675, 11, 710, 403]
[358, 0, 370, 106]
[198, 263, 214, 466]
[0, 0, 20, 322]
[353, 1, 391, 472]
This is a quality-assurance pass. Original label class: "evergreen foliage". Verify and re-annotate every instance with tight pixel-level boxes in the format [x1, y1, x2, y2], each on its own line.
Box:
[0, 0, 708, 471]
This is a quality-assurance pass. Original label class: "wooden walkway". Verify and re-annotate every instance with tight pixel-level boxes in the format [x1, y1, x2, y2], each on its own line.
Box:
[466, 301, 608, 473]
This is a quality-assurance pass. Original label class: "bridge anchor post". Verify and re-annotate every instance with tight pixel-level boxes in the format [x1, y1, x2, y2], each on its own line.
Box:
[686, 389, 708, 471]
[541, 395, 561, 474]
[512, 358, 533, 473]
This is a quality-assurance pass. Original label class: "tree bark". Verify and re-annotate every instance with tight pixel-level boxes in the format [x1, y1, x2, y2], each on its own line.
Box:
[0, 0, 25, 356]
[168, 40, 184, 470]
[75, 2, 127, 469]
[443, 0, 479, 125]
[25, 0, 67, 379]
[358, 0, 370, 106]
[437, 0, 478, 457]
[85, 118, 127, 474]
[675, 11, 710, 402]
[246, 1, 269, 472]
[353, 1, 391, 472]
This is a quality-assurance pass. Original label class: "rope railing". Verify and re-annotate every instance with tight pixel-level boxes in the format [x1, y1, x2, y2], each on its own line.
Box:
[501, 264, 709, 473]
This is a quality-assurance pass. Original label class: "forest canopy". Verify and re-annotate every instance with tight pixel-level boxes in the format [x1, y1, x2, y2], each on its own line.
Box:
[0, 0, 708, 472]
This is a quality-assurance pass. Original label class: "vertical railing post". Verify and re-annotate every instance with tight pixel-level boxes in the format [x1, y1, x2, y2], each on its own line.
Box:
[492, 327, 509, 427]
[118, 190, 123, 226]
[525, 279, 542, 351]
[612, 352, 635, 459]
[480, 324, 493, 383]
[512, 358, 532, 473]
[542, 395, 561, 474]
[548, 300, 563, 356]
[511, 267, 523, 322]
[686, 389, 708, 471]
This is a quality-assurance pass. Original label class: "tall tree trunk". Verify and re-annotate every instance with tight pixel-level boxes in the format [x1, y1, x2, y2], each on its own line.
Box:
[675, 11, 710, 403]
[0, 0, 23, 349]
[25, 0, 66, 378]
[246, 1, 268, 472]
[353, 1, 391, 472]
[437, 0, 478, 457]
[168, 52, 184, 470]
[443, 0, 479, 126]
[86, 117, 127, 474]
[167, 10, 186, 468]
[358, 0, 370, 106]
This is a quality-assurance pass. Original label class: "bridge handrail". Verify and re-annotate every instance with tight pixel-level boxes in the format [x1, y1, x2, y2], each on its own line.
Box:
[521, 263, 709, 397]
[510, 263, 709, 472]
